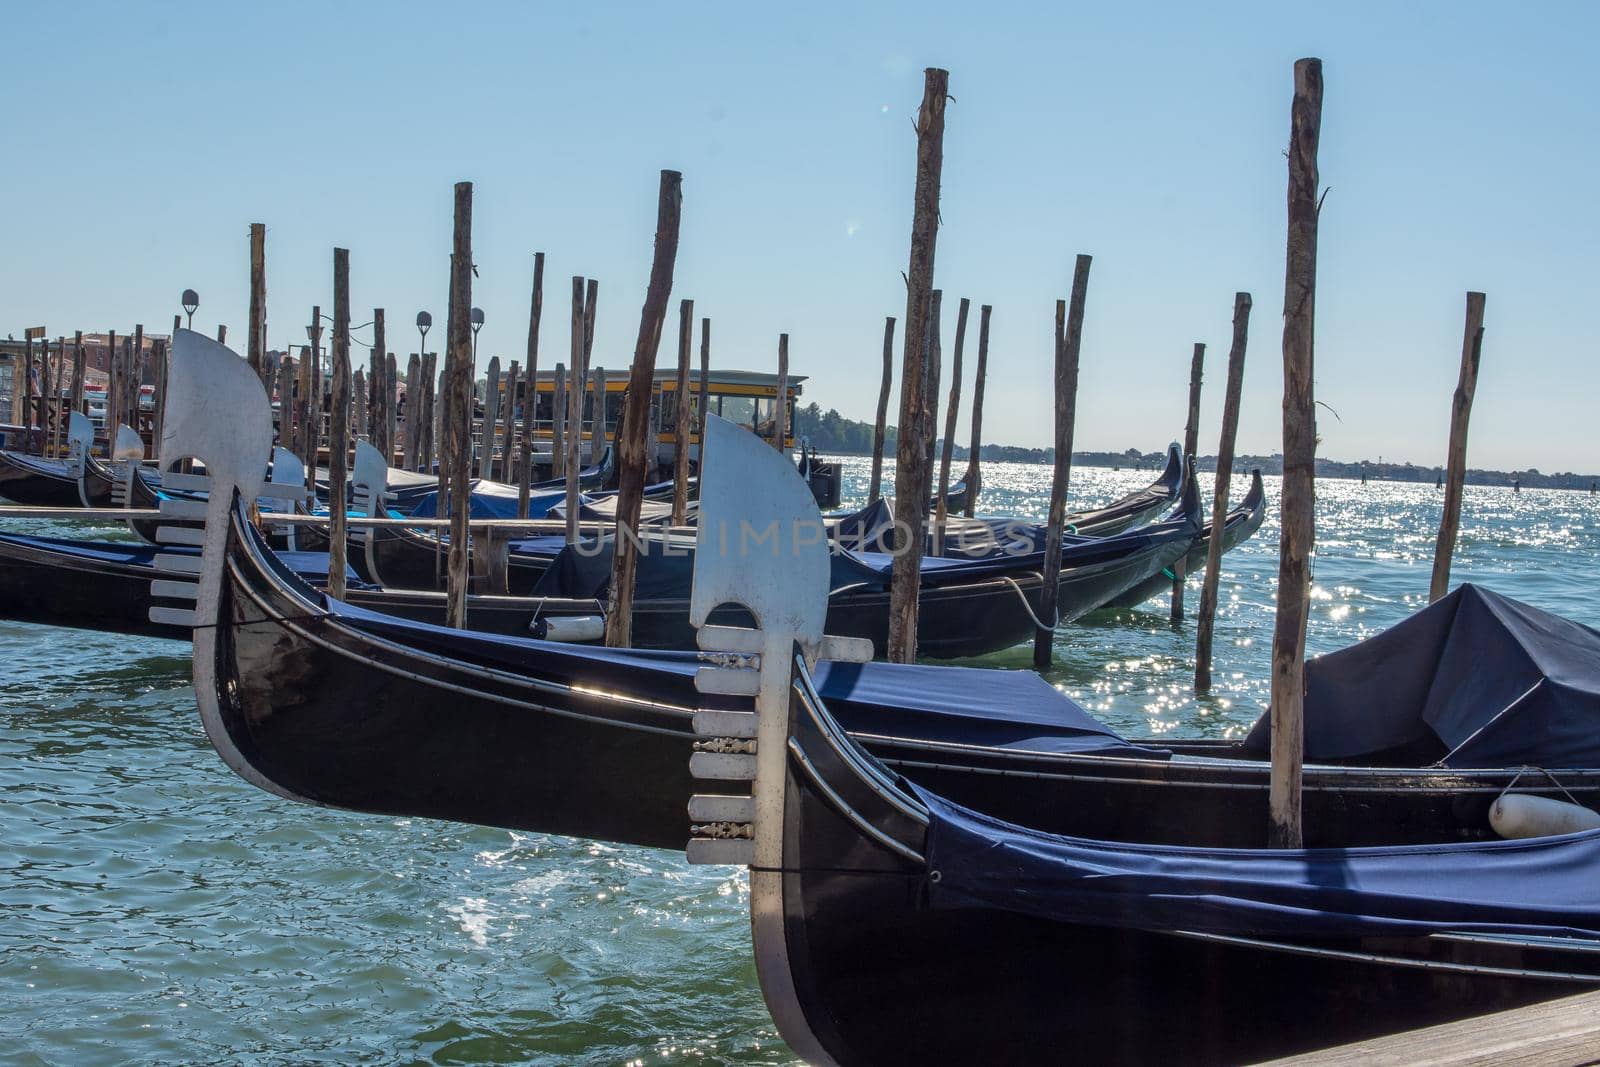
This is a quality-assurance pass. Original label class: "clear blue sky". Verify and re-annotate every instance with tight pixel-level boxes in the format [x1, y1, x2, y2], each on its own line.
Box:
[4, 1, 1597, 472]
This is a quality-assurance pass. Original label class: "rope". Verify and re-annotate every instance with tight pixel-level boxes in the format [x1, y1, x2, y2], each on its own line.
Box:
[1496, 766, 1584, 807]
[999, 574, 1057, 632]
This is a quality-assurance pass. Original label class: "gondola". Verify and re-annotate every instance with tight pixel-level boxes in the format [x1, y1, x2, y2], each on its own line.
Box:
[165, 331, 1600, 856]
[524, 479, 1201, 658]
[679, 447, 1600, 1063]
[1100, 468, 1266, 609]
[831, 442, 1186, 555]
[0, 449, 95, 507]
[712, 637, 1600, 1064]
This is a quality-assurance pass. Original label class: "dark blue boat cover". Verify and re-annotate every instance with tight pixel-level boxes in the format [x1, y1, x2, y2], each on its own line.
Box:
[1243, 585, 1600, 768]
[918, 783, 1600, 939]
[319, 593, 1162, 759]
[408, 481, 572, 520]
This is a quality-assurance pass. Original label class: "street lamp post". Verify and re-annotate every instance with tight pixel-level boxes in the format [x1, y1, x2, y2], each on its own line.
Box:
[181, 289, 199, 330]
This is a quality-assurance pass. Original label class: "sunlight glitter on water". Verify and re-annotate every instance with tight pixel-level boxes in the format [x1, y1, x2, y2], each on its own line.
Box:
[6, 460, 1600, 1063]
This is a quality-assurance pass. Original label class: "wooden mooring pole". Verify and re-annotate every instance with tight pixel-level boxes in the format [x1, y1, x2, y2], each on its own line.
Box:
[443, 181, 475, 629]
[248, 223, 267, 384]
[934, 297, 969, 554]
[696, 317, 711, 443]
[886, 67, 948, 664]
[500, 359, 519, 483]
[1172, 341, 1205, 621]
[963, 304, 990, 517]
[327, 248, 352, 600]
[482, 356, 501, 478]
[1429, 292, 1487, 603]
[564, 277, 587, 542]
[1195, 293, 1252, 693]
[606, 169, 683, 649]
[371, 309, 388, 458]
[403, 353, 420, 468]
[671, 298, 694, 524]
[70, 331, 85, 425]
[869, 316, 895, 504]
[518, 252, 544, 517]
[1268, 57, 1323, 850]
[774, 333, 789, 451]
[1035, 258, 1090, 671]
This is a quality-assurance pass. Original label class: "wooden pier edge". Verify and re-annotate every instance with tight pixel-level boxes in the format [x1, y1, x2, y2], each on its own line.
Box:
[1258, 988, 1600, 1066]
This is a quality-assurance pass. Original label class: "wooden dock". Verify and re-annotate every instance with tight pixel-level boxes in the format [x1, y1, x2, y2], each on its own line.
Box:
[1263, 990, 1600, 1065]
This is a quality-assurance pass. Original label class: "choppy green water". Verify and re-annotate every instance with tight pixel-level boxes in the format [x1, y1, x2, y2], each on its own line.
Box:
[6, 459, 1600, 1064]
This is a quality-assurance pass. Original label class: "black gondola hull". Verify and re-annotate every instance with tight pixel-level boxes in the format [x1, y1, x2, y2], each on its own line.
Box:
[0, 451, 92, 507]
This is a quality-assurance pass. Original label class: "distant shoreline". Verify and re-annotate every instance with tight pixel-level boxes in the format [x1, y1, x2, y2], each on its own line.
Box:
[810, 445, 1598, 493]
[793, 405, 1595, 492]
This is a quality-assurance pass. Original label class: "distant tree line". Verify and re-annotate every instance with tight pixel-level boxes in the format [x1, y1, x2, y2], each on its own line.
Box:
[793, 402, 1600, 490]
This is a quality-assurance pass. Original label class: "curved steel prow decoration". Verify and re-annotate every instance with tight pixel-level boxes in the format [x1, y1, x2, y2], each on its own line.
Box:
[67, 411, 95, 506]
[66, 411, 92, 464]
[150, 329, 279, 798]
[262, 446, 311, 550]
[685, 415, 868, 1067]
[352, 440, 387, 572]
[109, 423, 145, 507]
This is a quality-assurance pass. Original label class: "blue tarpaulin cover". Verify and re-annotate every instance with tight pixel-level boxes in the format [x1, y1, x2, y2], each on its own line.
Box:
[407, 481, 573, 520]
[1244, 585, 1600, 768]
[918, 783, 1600, 939]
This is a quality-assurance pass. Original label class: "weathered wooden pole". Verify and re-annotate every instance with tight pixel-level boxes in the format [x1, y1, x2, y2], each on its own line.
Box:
[582, 278, 600, 461]
[1034, 258, 1091, 670]
[247, 223, 267, 383]
[104, 329, 118, 443]
[275, 352, 295, 447]
[70, 331, 85, 421]
[696, 317, 711, 439]
[1430, 292, 1488, 603]
[774, 333, 789, 451]
[551, 363, 567, 481]
[1195, 294, 1253, 693]
[646, 381, 662, 473]
[305, 308, 323, 489]
[922, 292, 943, 479]
[934, 297, 970, 553]
[886, 68, 948, 665]
[385, 352, 398, 462]
[1268, 57, 1324, 851]
[39, 339, 55, 454]
[216, 324, 227, 345]
[296, 345, 313, 466]
[371, 308, 388, 458]
[962, 305, 991, 517]
[403, 353, 421, 468]
[443, 182, 475, 629]
[353, 367, 367, 439]
[517, 252, 545, 517]
[500, 359, 519, 482]
[129, 325, 145, 436]
[868, 317, 895, 504]
[482, 356, 501, 478]
[671, 299, 694, 524]
[605, 169, 682, 649]
[1171, 341, 1206, 621]
[564, 277, 587, 542]
[327, 248, 352, 600]
[592, 366, 608, 458]
[423, 350, 438, 471]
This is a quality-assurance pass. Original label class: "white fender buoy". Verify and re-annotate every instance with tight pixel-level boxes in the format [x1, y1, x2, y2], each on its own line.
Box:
[1490, 793, 1600, 839]
[533, 615, 607, 643]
